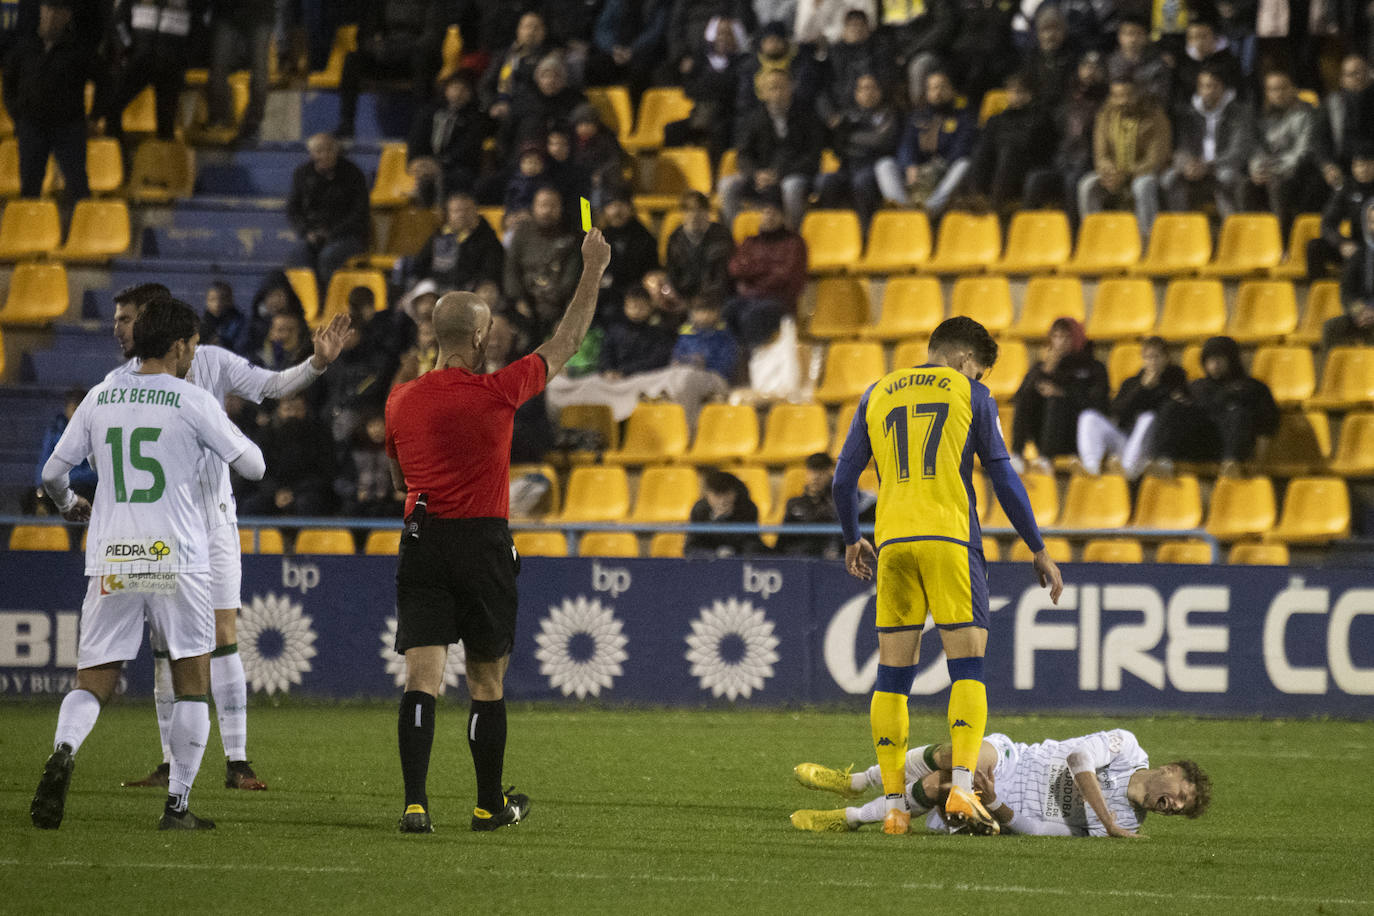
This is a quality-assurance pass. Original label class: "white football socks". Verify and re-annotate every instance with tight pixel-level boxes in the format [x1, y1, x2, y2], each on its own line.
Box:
[153, 654, 174, 764]
[168, 698, 210, 813]
[857, 744, 934, 793]
[54, 689, 101, 754]
[211, 649, 248, 761]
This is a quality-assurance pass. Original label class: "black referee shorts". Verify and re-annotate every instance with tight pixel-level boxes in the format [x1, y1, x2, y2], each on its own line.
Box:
[394, 517, 520, 660]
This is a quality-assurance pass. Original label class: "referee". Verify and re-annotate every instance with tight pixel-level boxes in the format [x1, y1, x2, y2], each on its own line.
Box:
[385, 228, 611, 833]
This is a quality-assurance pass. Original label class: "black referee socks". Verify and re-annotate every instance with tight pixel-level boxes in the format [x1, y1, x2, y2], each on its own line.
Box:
[467, 699, 507, 815]
[398, 691, 435, 811]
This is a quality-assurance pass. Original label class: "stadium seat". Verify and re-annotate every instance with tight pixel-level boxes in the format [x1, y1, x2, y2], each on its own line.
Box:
[996, 210, 1072, 274]
[585, 85, 633, 143]
[1328, 411, 1374, 476]
[364, 530, 401, 555]
[1200, 213, 1283, 276]
[808, 276, 870, 338]
[1007, 276, 1084, 339]
[578, 531, 640, 558]
[307, 25, 357, 88]
[1309, 347, 1374, 409]
[861, 276, 942, 340]
[129, 139, 194, 203]
[561, 466, 631, 521]
[949, 275, 1013, 334]
[1010, 536, 1071, 562]
[120, 85, 157, 134]
[1250, 346, 1316, 407]
[8, 525, 69, 550]
[982, 469, 1058, 528]
[84, 138, 124, 195]
[754, 402, 830, 465]
[478, 205, 505, 235]
[1156, 539, 1214, 563]
[376, 206, 440, 266]
[683, 404, 759, 464]
[283, 268, 320, 323]
[1204, 476, 1277, 540]
[815, 341, 885, 403]
[1082, 538, 1144, 563]
[731, 209, 763, 243]
[0, 138, 18, 196]
[716, 148, 738, 179]
[1227, 541, 1289, 565]
[1060, 211, 1141, 275]
[1106, 342, 1142, 390]
[560, 403, 619, 460]
[1129, 212, 1212, 276]
[891, 338, 929, 370]
[1270, 212, 1323, 279]
[801, 209, 863, 274]
[1267, 409, 1332, 476]
[634, 146, 712, 211]
[322, 269, 387, 321]
[648, 532, 686, 557]
[982, 338, 1026, 402]
[604, 402, 690, 465]
[981, 537, 1000, 560]
[294, 529, 355, 554]
[1059, 473, 1131, 528]
[370, 143, 415, 208]
[632, 464, 700, 522]
[1155, 279, 1226, 342]
[0, 261, 67, 325]
[0, 199, 59, 260]
[1086, 278, 1156, 341]
[1131, 473, 1202, 528]
[57, 199, 131, 262]
[830, 399, 861, 456]
[978, 89, 1009, 124]
[923, 211, 1000, 274]
[623, 87, 694, 152]
[1264, 476, 1350, 544]
[440, 24, 462, 75]
[853, 210, 931, 274]
[1288, 280, 1341, 345]
[1226, 280, 1298, 343]
[512, 530, 568, 557]
[1180, 343, 1203, 378]
[510, 463, 562, 518]
[730, 464, 774, 519]
[239, 527, 284, 554]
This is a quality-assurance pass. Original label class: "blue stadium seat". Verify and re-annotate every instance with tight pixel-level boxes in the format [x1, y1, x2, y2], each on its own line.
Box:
[140, 225, 299, 263]
[19, 325, 123, 386]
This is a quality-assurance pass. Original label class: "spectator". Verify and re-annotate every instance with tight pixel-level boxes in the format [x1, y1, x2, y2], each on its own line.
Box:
[545, 127, 592, 214]
[241, 395, 337, 516]
[1033, 50, 1107, 216]
[244, 270, 307, 356]
[337, 411, 404, 517]
[569, 103, 627, 212]
[479, 11, 554, 117]
[814, 9, 897, 123]
[945, 0, 1018, 103]
[1075, 336, 1188, 479]
[504, 185, 582, 337]
[1317, 55, 1374, 186]
[817, 72, 905, 230]
[795, 0, 881, 46]
[199, 281, 247, 354]
[350, 285, 417, 380]
[1021, 5, 1077, 102]
[3, 0, 90, 200]
[406, 191, 505, 293]
[1011, 317, 1109, 466]
[1105, 15, 1173, 108]
[406, 69, 490, 207]
[1327, 198, 1374, 349]
[335, 0, 432, 138]
[1162, 65, 1253, 227]
[897, 69, 977, 216]
[725, 190, 808, 348]
[286, 134, 370, 288]
[30, 387, 95, 513]
[665, 17, 749, 161]
[685, 469, 766, 557]
[1247, 70, 1326, 237]
[643, 267, 688, 323]
[318, 298, 394, 443]
[673, 295, 742, 385]
[774, 451, 842, 558]
[484, 310, 556, 464]
[103, 0, 190, 143]
[503, 142, 556, 216]
[967, 70, 1057, 220]
[875, 0, 955, 107]
[252, 312, 313, 373]
[665, 190, 735, 303]
[668, 0, 754, 76]
[601, 283, 677, 377]
[499, 51, 587, 157]
[1308, 146, 1374, 280]
[392, 288, 439, 387]
[206, 0, 273, 141]
[719, 68, 825, 230]
[601, 188, 661, 297]
[1171, 18, 1245, 109]
[1078, 76, 1171, 242]
[588, 0, 667, 94]
[1153, 336, 1280, 473]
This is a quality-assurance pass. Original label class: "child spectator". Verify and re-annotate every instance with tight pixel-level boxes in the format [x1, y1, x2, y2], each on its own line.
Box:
[673, 296, 741, 383]
[504, 143, 554, 216]
[601, 284, 677, 378]
[1011, 316, 1109, 467]
[200, 281, 247, 354]
[1075, 336, 1187, 479]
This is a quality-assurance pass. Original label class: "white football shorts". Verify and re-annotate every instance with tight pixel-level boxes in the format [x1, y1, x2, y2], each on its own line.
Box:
[208, 522, 242, 610]
[78, 572, 214, 668]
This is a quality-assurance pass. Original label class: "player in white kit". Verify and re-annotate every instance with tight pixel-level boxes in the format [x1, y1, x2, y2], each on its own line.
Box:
[791, 728, 1210, 837]
[109, 283, 350, 790]
[32, 298, 267, 830]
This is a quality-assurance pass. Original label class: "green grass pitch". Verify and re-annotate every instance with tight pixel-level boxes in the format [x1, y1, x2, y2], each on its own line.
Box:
[2, 702, 1371, 915]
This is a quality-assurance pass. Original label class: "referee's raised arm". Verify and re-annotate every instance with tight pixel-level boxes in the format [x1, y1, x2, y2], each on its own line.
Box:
[535, 228, 613, 378]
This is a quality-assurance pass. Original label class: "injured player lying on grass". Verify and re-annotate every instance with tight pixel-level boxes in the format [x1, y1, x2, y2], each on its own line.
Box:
[790, 729, 1210, 837]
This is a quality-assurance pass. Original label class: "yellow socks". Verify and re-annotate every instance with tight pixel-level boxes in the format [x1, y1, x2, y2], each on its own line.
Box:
[871, 665, 916, 798]
[946, 656, 987, 791]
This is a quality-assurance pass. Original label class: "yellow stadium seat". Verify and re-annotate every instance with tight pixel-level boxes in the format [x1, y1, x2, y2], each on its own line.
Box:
[1060, 473, 1131, 528]
[649, 532, 686, 557]
[656, 209, 684, 262]
[1267, 409, 1332, 476]
[1010, 536, 1071, 562]
[294, 528, 355, 554]
[754, 402, 830, 465]
[57, 199, 131, 262]
[120, 85, 157, 134]
[996, 210, 1072, 274]
[982, 338, 1026, 402]
[1226, 280, 1298, 343]
[1131, 473, 1202, 528]
[308, 26, 358, 89]
[84, 138, 124, 195]
[982, 469, 1058, 528]
[853, 210, 931, 274]
[815, 341, 885, 403]
[981, 536, 1001, 560]
[560, 403, 619, 463]
[238, 527, 284, 554]
[578, 531, 640, 557]
[730, 464, 774, 519]
[1086, 278, 1156, 341]
[730, 209, 764, 244]
[1227, 541, 1289, 565]
[632, 464, 700, 522]
[819, 149, 841, 174]
[1270, 213, 1323, 279]
[716, 148, 738, 179]
[949, 275, 1013, 334]
[1106, 342, 1142, 390]
[478, 205, 505, 235]
[1329, 411, 1374, 476]
[0, 92, 11, 138]
[861, 276, 942, 340]
[604, 402, 690, 465]
[1200, 213, 1283, 277]
[808, 276, 870, 338]
[634, 146, 712, 211]
[239, 528, 255, 554]
[891, 338, 929, 370]
[1265, 476, 1350, 544]
[1155, 279, 1225, 342]
[8, 525, 69, 550]
[513, 530, 568, 557]
[0, 261, 67, 325]
[0, 138, 18, 196]
[1060, 211, 1141, 275]
[801, 209, 864, 274]
[1250, 346, 1316, 407]
[585, 85, 633, 143]
[283, 268, 320, 323]
[560, 466, 631, 521]
[1181, 343, 1203, 378]
[0, 199, 59, 260]
[623, 87, 694, 153]
[364, 530, 401, 555]
[1205, 476, 1277, 540]
[441, 25, 463, 76]
[1288, 280, 1342, 346]
[1309, 347, 1374, 410]
[370, 143, 415, 208]
[830, 399, 861, 456]
[129, 139, 194, 203]
[379, 206, 440, 262]
[322, 268, 387, 321]
[683, 404, 759, 464]
[510, 463, 562, 518]
[922, 211, 1001, 274]
[1156, 538, 1213, 563]
[978, 89, 1009, 125]
[1007, 276, 1084, 339]
[1082, 538, 1144, 562]
[1129, 212, 1212, 276]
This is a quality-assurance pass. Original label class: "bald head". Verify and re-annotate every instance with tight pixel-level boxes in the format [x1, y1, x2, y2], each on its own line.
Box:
[307, 133, 339, 172]
[433, 291, 491, 356]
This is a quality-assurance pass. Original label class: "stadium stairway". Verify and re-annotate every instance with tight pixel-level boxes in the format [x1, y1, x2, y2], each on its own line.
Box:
[18, 323, 122, 387]
[0, 384, 68, 497]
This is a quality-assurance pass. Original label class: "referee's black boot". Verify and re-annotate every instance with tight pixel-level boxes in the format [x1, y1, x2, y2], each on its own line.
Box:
[31, 743, 75, 829]
[471, 790, 531, 832]
[399, 804, 433, 834]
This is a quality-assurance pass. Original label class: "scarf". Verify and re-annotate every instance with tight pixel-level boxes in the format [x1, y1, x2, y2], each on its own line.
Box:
[1191, 88, 1234, 162]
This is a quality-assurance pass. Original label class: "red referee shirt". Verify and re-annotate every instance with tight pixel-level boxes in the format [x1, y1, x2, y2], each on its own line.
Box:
[384, 353, 548, 519]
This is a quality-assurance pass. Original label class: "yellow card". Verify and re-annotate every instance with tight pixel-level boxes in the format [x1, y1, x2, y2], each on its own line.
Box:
[580, 197, 592, 231]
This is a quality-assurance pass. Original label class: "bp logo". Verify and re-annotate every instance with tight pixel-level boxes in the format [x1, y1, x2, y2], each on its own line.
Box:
[379, 616, 466, 693]
[534, 596, 628, 699]
[684, 598, 779, 700]
[239, 593, 318, 695]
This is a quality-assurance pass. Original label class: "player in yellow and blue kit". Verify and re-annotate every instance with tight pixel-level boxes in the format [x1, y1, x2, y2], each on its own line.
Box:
[833, 316, 1064, 836]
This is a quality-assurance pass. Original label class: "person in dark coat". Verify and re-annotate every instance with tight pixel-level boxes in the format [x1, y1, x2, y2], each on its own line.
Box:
[285, 134, 371, 288]
[1326, 197, 1374, 350]
[1075, 336, 1187, 479]
[240, 395, 337, 516]
[719, 68, 824, 230]
[774, 452, 842, 558]
[405, 69, 491, 207]
[665, 189, 734, 303]
[599, 284, 676, 377]
[685, 469, 766, 557]
[600, 188, 660, 299]
[103, 0, 193, 142]
[967, 71, 1057, 219]
[570, 103, 627, 212]
[335, 0, 431, 138]
[405, 191, 505, 293]
[199, 280, 247, 354]
[1307, 146, 1374, 280]
[1011, 316, 1110, 463]
[663, 15, 748, 162]
[1154, 336, 1280, 470]
[816, 73, 905, 230]
[498, 50, 587, 158]
[244, 269, 307, 356]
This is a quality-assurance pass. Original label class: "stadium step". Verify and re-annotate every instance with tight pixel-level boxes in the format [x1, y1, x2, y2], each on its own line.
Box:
[300, 90, 417, 142]
[19, 325, 122, 387]
[0, 383, 71, 489]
